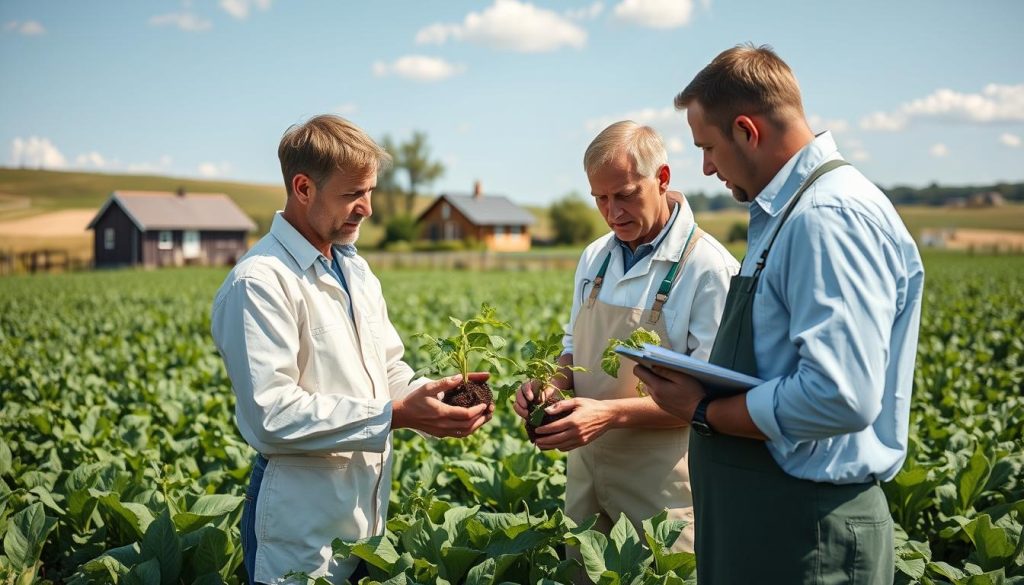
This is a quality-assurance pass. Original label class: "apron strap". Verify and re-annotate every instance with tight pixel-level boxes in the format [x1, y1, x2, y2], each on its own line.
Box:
[648, 225, 703, 325]
[751, 159, 850, 283]
[587, 252, 613, 308]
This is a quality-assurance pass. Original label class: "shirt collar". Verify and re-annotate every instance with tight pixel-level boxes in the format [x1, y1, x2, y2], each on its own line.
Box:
[614, 200, 681, 256]
[753, 131, 840, 217]
[269, 212, 357, 272]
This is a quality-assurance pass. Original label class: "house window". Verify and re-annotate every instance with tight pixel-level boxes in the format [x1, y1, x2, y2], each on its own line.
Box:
[104, 228, 115, 250]
[495, 226, 505, 238]
[158, 231, 173, 250]
[182, 230, 200, 259]
[509, 226, 521, 236]
[441, 203, 451, 220]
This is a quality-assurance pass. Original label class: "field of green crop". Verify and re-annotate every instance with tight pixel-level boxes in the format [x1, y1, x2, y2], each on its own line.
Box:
[1, 252, 1022, 584]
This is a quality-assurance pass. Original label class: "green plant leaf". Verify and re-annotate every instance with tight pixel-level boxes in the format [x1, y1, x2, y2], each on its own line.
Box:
[2, 502, 56, 571]
[141, 509, 182, 585]
[122, 557, 162, 585]
[957, 444, 993, 513]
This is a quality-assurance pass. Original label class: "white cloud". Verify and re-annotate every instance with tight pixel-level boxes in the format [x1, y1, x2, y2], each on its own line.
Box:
[149, 11, 212, 32]
[612, 0, 695, 29]
[585, 106, 680, 132]
[839, 137, 870, 162]
[198, 161, 232, 178]
[415, 0, 587, 53]
[4, 20, 45, 35]
[861, 84, 1024, 132]
[372, 55, 465, 82]
[929, 143, 949, 158]
[9, 137, 66, 169]
[807, 114, 849, 134]
[75, 152, 107, 169]
[860, 111, 906, 132]
[566, 2, 604, 20]
[220, 0, 272, 20]
[335, 102, 358, 116]
[999, 133, 1021, 148]
[666, 136, 685, 154]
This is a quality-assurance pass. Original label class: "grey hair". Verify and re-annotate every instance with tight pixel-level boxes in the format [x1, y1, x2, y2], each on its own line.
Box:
[584, 120, 668, 178]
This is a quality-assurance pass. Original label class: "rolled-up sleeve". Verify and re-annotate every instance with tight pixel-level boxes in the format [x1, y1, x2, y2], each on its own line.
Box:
[212, 276, 392, 454]
[746, 208, 898, 453]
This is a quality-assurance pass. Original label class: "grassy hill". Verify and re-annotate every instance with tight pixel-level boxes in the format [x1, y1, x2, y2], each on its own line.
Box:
[2, 167, 1023, 262]
[0, 167, 287, 230]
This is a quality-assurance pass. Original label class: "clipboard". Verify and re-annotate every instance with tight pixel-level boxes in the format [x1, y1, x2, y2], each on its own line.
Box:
[615, 343, 764, 397]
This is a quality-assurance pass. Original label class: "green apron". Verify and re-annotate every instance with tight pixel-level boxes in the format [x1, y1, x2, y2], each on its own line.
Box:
[691, 160, 895, 585]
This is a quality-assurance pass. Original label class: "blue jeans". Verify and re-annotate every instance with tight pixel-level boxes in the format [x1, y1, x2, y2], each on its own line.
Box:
[241, 454, 268, 585]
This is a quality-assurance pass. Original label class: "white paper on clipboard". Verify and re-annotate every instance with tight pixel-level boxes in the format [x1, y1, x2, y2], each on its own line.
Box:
[615, 343, 764, 396]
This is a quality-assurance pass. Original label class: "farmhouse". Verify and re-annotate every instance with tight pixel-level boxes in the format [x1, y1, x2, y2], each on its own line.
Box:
[417, 182, 536, 252]
[87, 189, 256, 268]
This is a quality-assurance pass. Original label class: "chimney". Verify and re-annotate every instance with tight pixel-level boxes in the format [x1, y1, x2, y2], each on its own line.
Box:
[473, 180, 483, 199]
[176, 186, 186, 198]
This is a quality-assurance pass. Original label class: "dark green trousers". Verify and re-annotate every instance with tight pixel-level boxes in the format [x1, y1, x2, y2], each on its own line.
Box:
[689, 432, 893, 584]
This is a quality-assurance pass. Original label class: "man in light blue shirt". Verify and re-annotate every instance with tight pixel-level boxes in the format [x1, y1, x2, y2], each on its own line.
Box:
[639, 45, 923, 584]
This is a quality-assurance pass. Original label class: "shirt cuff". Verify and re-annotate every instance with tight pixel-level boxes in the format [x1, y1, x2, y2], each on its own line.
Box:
[745, 379, 796, 456]
[359, 399, 394, 452]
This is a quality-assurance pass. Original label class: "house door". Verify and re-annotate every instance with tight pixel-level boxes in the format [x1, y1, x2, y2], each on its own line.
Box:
[183, 231, 201, 259]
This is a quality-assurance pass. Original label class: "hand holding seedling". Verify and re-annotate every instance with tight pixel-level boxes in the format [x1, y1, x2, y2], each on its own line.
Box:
[392, 373, 493, 438]
[502, 331, 586, 443]
[413, 303, 515, 409]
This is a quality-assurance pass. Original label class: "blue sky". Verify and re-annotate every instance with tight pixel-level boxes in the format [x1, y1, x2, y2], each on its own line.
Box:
[2, 0, 1022, 206]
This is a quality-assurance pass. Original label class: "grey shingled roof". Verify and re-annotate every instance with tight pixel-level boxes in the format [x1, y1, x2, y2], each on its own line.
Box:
[88, 191, 257, 232]
[440, 194, 536, 226]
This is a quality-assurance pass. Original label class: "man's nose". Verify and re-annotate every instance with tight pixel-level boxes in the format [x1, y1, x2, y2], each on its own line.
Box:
[356, 194, 372, 218]
[702, 154, 716, 177]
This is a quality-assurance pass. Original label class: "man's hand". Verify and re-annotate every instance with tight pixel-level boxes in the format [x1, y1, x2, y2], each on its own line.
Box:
[531, 397, 615, 451]
[393, 373, 493, 438]
[634, 364, 704, 422]
[513, 379, 554, 420]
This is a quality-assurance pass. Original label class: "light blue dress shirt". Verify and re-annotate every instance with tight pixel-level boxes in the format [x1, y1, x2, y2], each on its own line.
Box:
[743, 132, 925, 484]
[321, 244, 357, 322]
[615, 201, 681, 272]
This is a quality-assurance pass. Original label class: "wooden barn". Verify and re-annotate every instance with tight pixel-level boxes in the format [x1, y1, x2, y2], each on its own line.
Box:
[87, 189, 257, 268]
[416, 182, 536, 252]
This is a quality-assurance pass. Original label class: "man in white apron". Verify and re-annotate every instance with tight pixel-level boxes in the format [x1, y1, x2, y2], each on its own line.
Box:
[211, 115, 493, 585]
[514, 120, 738, 553]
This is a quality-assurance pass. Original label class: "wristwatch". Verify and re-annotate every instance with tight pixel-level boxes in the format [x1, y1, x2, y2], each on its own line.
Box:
[691, 396, 715, 437]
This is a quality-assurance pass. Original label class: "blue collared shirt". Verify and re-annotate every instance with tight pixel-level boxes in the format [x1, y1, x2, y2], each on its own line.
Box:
[743, 132, 925, 484]
[320, 244, 358, 322]
[615, 202, 681, 272]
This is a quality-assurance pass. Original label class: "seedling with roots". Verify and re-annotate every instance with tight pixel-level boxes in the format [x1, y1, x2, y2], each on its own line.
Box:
[497, 331, 586, 443]
[413, 303, 514, 408]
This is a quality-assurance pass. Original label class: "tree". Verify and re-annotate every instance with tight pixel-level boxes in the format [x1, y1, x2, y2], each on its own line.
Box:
[373, 135, 402, 224]
[549, 193, 598, 245]
[396, 131, 445, 215]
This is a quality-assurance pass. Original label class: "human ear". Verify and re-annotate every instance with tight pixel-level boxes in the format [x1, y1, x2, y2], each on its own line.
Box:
[733, 116, 759, 147]
[657, 164, 671, 192]
[291, 174, 313, 204]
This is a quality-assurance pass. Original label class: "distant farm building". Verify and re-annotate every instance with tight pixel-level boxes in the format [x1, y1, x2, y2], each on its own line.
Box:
[417, 182, 536, 252]
[87, 190, 256, 268]
[921, 228, 1024, 253]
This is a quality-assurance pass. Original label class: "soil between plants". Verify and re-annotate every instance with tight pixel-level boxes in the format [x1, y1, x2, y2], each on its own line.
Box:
[526, 396, 572, 443]
[441, 380, 493, 408]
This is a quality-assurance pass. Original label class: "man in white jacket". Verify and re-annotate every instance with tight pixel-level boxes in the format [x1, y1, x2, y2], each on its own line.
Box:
[514, 121, 738, 552]
[211, 114, 492, 585]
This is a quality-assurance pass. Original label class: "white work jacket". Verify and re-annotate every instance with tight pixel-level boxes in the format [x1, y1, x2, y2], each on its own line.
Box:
[563, 201, 740, 360]
[211, 212, 425, 584]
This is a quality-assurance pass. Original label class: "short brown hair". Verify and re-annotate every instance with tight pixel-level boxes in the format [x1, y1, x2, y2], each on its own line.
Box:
[278, 114, 392, 196]
[674, 43, 804, 135]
